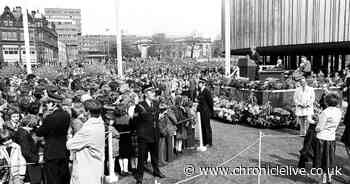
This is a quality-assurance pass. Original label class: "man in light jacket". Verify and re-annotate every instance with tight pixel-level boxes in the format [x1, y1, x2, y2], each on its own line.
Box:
[294, 76, 315, 136]
[67, 99, 105, 184]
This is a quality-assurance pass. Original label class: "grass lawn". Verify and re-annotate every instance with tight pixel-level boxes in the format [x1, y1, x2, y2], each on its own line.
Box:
[117, 120, 350, 184]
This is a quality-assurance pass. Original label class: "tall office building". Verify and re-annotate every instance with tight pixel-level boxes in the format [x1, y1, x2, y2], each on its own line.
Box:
[44, 8, 81, 63]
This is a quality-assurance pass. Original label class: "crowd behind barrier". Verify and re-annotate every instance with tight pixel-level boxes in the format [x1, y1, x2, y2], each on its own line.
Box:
[0, 59, 348, 184]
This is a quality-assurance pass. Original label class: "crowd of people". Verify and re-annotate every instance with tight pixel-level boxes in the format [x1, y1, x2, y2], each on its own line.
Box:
[0, 59, 348, 184]
[0, 62, 215, 184]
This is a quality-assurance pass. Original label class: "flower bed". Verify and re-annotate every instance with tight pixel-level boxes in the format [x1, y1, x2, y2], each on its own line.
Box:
[213, 96, 323, 129]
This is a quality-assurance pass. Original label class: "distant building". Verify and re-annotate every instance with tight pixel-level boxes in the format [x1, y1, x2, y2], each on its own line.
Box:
[0, 6, 58, 66]
[44, 8, 81, 63]
[80, 35, 116, 64]
[137, 35, 212, 60]
[58, 41, 67, 66]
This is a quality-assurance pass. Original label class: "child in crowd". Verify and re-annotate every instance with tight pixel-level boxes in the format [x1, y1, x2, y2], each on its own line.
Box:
[315, 93, 342, 184]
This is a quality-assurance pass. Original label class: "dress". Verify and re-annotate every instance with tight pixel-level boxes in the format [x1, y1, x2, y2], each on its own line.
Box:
[115, 124, 132, 159]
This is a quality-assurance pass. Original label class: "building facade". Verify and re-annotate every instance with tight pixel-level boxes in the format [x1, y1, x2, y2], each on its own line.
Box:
[58, 40, 68, 66]
[222, 0, 350, 74]
[138, 35, 212, 60]
[0, 6, 58, 66]
[44, 8, 81, 63]
[80, 35, 116, 64]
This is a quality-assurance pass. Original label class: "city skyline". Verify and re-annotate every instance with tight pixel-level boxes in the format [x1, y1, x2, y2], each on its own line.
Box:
[0, 0, 221, 39]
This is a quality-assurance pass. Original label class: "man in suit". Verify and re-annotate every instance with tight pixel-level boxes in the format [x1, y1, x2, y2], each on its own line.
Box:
[197, 78, 214, 147]
[132, 84, 166, 184]
[36, 91, 70, 184]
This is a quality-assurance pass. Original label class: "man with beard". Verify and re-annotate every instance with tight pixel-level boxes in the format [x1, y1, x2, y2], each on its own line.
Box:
[35, 91, 70, 184]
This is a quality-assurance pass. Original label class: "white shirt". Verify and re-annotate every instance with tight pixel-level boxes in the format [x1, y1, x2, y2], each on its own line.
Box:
[293, 85, 315, 116]
[316, 107, 342, 141]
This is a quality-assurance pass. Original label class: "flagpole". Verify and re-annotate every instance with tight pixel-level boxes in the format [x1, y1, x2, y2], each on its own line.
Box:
[115, 0, 123, 78]
[224, 0, 231, 77]
[22, 3, 32, 74]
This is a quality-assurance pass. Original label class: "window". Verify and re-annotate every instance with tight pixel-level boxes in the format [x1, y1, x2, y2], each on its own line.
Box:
[8, 21, 13, 26]
[19, 33, 24, 41]
[4, 21, 8, 26]
[1, 32, 17, 40]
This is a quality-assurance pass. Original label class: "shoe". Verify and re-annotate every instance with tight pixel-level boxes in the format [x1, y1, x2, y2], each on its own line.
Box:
[120, 171, 128, 177]
[143, 165, 153, 174]
[153, 171, 166, 178]
[159, 161, 168, 167]
[136, 181, 142, 184]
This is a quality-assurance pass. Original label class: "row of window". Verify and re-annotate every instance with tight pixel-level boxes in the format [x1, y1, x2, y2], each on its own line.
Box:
[2, 47, 35, 55]
[2, 20, 13, 26]
[46, 15, 80, 19]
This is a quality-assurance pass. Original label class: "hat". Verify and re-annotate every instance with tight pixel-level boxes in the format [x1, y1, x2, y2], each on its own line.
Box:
[46, 85, 59, 93]
[81, 94, 93, 103]
[41, 91, 63, 103]
[199, 78, 207, 83]
[142, 84, 155, 93]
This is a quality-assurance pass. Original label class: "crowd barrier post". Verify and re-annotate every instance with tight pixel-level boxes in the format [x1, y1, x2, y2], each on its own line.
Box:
[196, 112, 207, 152]
[258, 131, 262, 184]
[105, 120, 118, 184]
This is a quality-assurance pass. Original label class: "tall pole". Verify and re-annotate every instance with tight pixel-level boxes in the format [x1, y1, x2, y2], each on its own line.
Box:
[224, 0, 231, 76]
[115, 0, 123, 78]
[22, 4, 32, 74]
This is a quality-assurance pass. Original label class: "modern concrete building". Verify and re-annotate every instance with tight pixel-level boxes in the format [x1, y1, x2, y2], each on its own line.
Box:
[0, 6, 58, 66]
[222, 0, 350, 74]
[44, 8, 81, 63]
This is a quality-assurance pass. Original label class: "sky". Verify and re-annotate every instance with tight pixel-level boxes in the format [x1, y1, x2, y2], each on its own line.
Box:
[0, 0, 221, 39]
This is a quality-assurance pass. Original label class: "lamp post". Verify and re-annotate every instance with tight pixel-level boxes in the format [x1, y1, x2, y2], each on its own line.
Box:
[22, 3, 32, 74]
[115, 0, 123, 78]
[224, 0, 231, 77]
[105, 28, 110, 63]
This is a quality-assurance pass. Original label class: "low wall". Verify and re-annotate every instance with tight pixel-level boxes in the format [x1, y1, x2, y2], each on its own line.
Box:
[213, 86, 342, 110]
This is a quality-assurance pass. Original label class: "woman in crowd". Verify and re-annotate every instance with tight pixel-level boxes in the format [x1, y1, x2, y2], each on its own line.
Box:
[315, 93, 342, 184]
[0, 128, 26, 184]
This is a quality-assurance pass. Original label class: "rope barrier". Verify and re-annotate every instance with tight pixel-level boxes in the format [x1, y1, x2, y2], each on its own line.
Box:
[262, 134, 301, 138]
[0, 162, 42, 169]
[174, 138, 259, 184]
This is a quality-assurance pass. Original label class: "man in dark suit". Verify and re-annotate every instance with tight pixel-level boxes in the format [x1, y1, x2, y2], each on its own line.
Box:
[132, 84, 166, 184]
[197, 78, 214, 147]
[35, 91, 70, 184]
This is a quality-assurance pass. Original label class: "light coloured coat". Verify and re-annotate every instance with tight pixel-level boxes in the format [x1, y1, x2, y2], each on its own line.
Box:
[0, 142, 26, 184]
[293, 85, 315, 116]
[67, 117, 105, 184]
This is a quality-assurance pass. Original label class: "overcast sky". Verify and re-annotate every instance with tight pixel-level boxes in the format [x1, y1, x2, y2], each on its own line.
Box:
[1, 0, 221, 38]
